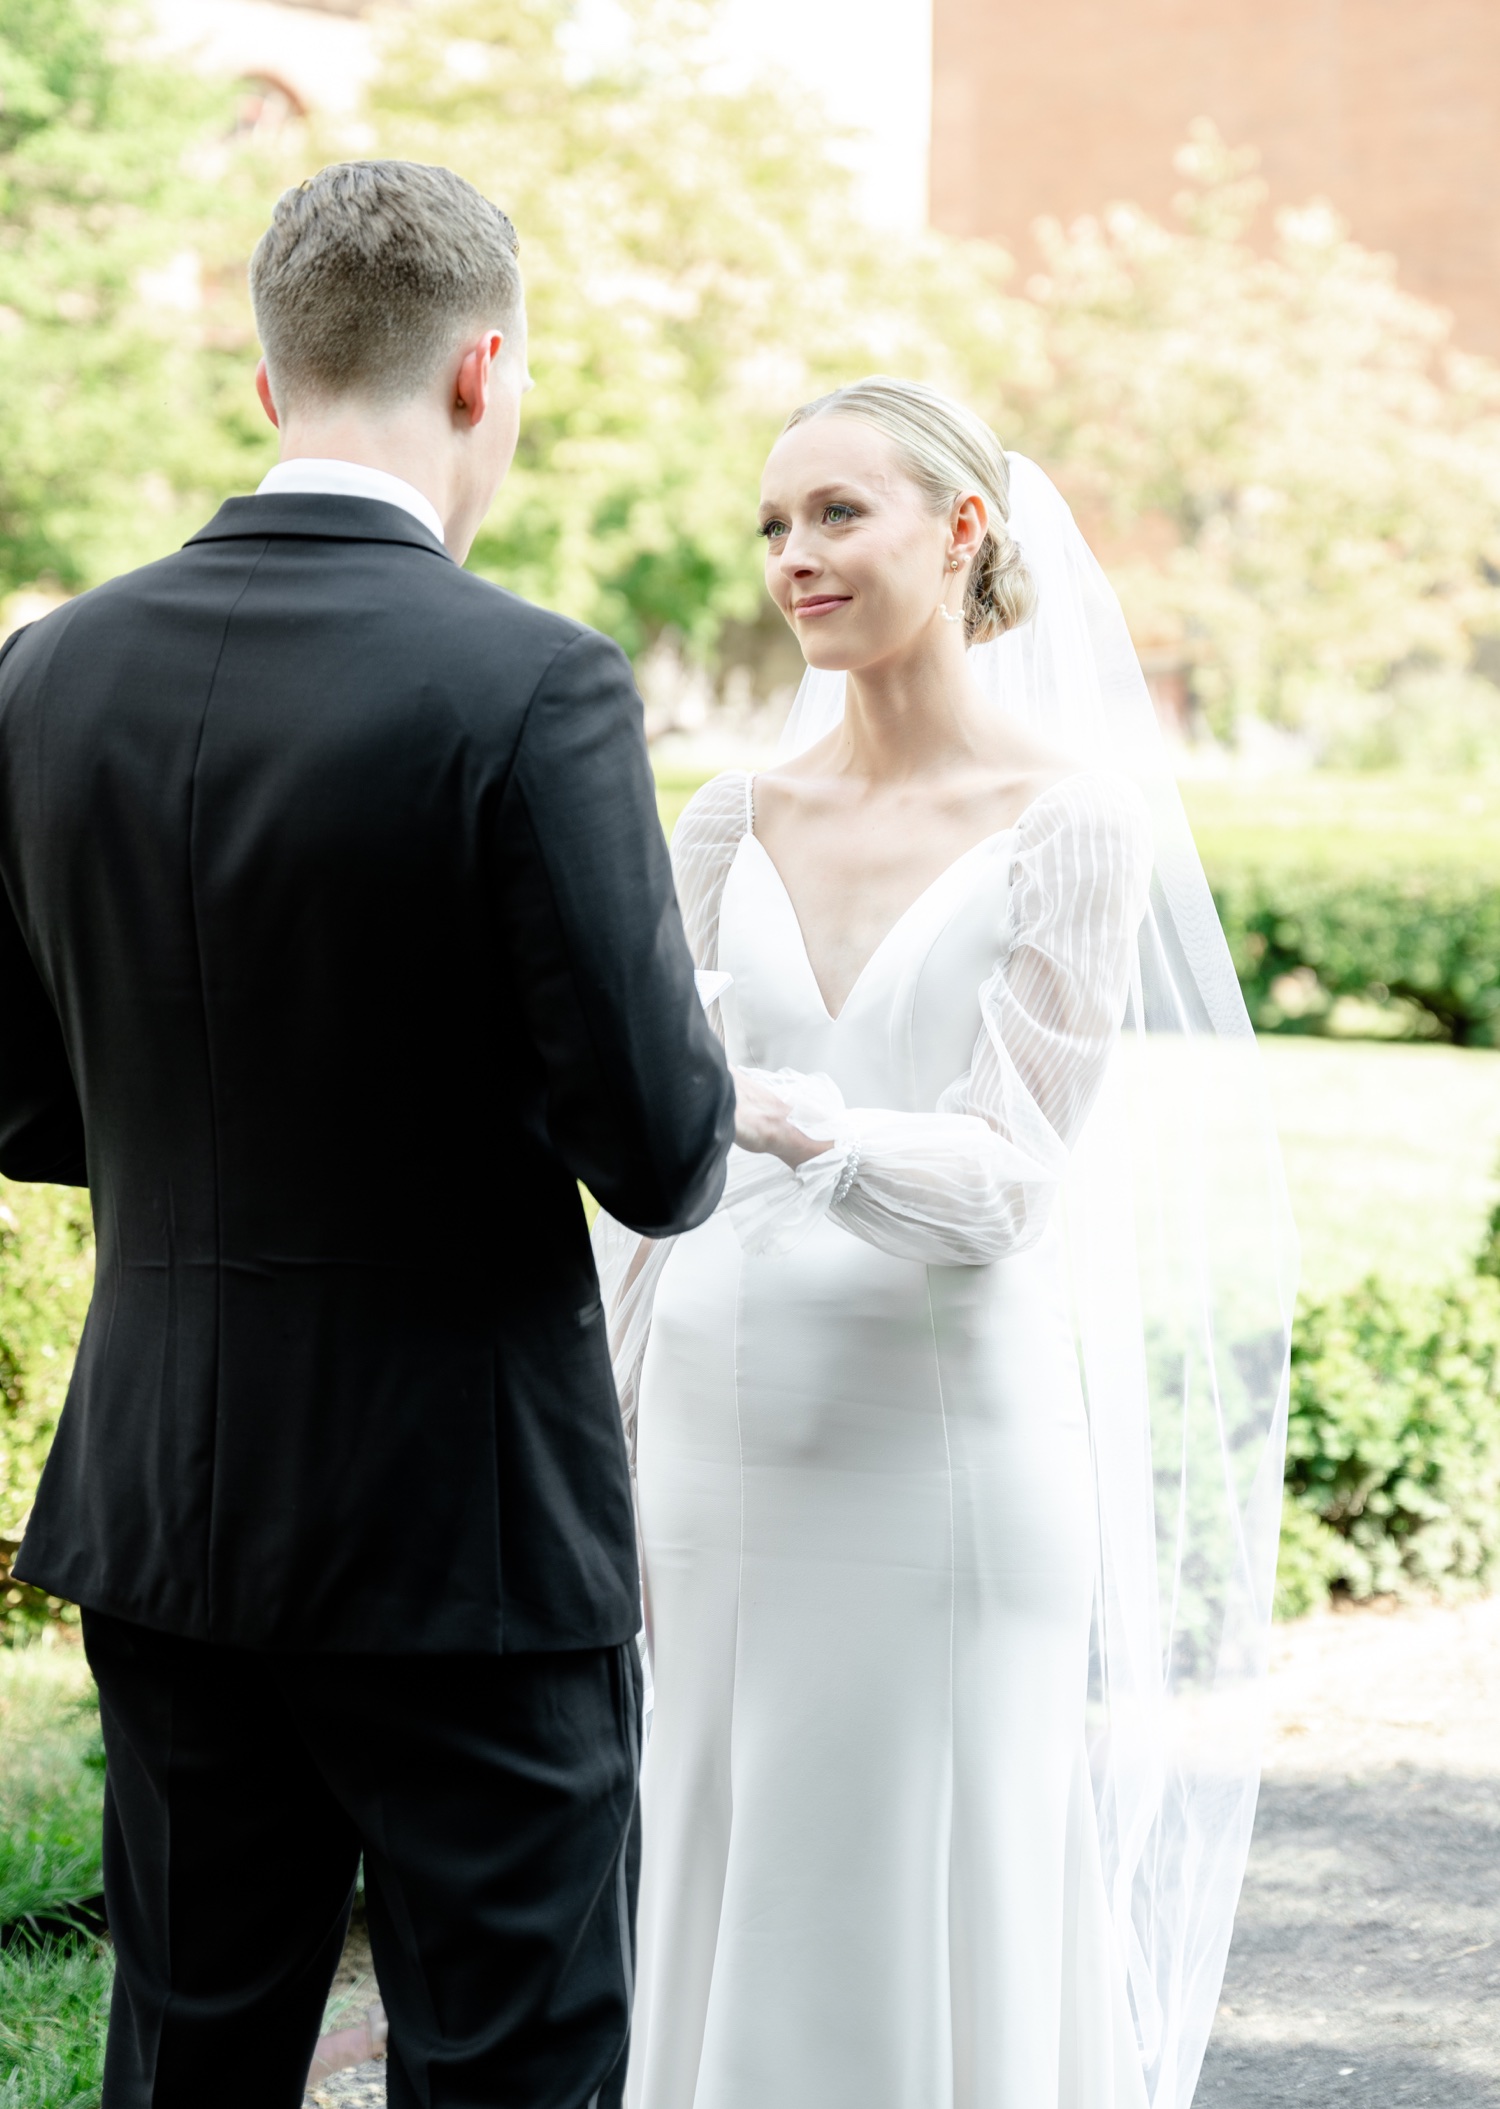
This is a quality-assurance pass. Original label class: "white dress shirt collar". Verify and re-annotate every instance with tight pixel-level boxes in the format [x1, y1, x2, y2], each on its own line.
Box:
[256, 459, 446, 546]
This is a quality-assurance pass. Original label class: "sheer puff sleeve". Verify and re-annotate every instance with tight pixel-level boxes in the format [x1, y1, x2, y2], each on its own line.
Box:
[593, 772, 750, 1461]
[667, 770, 752, 1029]
[723, 772, 1153, 1265]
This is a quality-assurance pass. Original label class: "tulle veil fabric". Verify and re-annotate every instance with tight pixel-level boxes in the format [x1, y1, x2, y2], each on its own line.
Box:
[597, 454, 1296, 2108]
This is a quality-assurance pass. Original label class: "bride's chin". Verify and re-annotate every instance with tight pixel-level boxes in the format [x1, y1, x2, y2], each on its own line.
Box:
[797, 637, 864, 674]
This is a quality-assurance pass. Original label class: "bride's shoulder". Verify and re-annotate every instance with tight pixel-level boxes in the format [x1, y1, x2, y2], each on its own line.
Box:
[672, 769, 753, 851]
[1017, 768, 1152, 845]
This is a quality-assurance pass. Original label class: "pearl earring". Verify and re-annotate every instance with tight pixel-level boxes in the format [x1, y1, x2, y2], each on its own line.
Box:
[937, 556, 964, 624]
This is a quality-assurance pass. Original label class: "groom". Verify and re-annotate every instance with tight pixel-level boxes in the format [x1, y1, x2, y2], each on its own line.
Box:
[0, 162, 734, 2106]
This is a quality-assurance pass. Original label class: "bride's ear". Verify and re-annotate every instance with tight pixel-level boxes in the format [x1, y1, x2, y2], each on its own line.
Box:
[948, 491, 988, 565]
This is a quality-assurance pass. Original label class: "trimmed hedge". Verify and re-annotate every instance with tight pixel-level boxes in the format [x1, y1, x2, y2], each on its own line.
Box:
[1210, 865, 1500, 1046]
[1276, 1272, 1500, 1617]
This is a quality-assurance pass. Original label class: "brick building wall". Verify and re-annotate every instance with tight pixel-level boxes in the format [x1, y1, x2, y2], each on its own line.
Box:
[931, 0, 1500, 353]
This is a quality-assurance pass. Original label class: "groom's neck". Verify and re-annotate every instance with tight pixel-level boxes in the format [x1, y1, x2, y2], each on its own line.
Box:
[275, 401, 453, 522]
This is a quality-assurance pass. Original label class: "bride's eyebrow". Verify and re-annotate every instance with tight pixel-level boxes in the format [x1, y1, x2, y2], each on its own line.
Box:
[758, 483, 867, 518]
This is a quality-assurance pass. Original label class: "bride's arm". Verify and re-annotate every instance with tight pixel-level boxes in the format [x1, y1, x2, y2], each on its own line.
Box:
[733, 775, 1153, 1266]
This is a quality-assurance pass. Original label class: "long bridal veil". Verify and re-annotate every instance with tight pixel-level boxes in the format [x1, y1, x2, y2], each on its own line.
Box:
[775, 454, 1297, 2108]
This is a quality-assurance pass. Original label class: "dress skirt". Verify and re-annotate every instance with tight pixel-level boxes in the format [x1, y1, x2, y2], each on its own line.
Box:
[627, 1208, 1148, 2109]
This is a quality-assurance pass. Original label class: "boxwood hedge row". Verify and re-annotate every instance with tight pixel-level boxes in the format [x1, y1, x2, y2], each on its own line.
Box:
[1276, 1266, 1500, 1617]
[1208, 864, 1500, 1046]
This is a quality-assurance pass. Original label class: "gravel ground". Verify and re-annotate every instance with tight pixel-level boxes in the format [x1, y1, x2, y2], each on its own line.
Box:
[1199, 1596, 1500, 2106]
[305, 2060, 387, 2109]
[303, 1598, 1500, 2107]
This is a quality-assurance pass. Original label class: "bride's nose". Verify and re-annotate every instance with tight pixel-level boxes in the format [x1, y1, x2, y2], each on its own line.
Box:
[776, 529, 820, 577]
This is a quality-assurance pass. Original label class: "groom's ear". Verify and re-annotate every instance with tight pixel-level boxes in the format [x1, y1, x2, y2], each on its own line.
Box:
[254, 359, 281, 431]
[453, 330, 506, 429]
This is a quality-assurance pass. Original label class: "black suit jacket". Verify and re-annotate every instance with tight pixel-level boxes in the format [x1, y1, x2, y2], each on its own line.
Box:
[0, 494, 733, 1652]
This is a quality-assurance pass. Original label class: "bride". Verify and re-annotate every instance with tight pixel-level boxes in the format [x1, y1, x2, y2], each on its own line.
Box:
[596, 379, 1295, 2109]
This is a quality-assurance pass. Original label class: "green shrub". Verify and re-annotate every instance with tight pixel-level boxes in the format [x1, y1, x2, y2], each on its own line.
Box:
[0, 1938, 111, 2109]
[1273, 1499, 1352, 1621]
[1210, 864, 1500, 1046]
[1278, 1273, 1500, 1615]
[1478, 1199, 1500, 1284]
[0, 1186, 94, 1642]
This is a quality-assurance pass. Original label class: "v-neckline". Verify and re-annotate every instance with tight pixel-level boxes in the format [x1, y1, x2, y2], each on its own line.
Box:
[742, 826, 1010, 1025]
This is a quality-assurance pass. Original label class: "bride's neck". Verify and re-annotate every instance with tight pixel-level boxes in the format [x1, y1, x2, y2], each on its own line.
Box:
[836, 627, 992, 781]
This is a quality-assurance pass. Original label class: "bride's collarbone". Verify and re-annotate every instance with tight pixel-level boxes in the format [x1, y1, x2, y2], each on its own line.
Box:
[747, 769, 1065, 1016]
[749, 762, 1072, 907]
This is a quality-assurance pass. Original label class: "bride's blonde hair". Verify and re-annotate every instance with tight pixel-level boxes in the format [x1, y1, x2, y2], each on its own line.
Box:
[782, 376, 1037, 644]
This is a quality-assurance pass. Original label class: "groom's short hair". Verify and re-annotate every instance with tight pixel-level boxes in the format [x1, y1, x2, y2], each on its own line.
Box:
[250, 161, 522, 410]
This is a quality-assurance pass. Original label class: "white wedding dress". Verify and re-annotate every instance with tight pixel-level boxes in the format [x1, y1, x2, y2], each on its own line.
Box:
[622, 765, 1155, 2109]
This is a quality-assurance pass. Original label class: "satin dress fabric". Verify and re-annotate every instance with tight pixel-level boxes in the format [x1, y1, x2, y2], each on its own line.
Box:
[626, 818, 1150, 2109]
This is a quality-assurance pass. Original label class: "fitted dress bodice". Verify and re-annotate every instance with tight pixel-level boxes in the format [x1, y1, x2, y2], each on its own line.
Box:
[720, 828, 1013, 1112]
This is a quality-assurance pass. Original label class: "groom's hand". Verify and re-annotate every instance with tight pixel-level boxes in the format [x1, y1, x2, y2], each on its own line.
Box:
[731, 1068, 831, 1171]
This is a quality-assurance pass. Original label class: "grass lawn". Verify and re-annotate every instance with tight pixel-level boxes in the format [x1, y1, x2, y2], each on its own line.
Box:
[1261, 1037, 1500, 1300]
[0, 1648, 103, 1928]
[0, 1650, 108, 2109]
[1178, 771, 1500, 874]
[0, 1938, 111, 2109]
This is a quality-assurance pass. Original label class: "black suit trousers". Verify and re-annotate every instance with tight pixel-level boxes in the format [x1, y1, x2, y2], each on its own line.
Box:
[82, 1611, 642, 2109]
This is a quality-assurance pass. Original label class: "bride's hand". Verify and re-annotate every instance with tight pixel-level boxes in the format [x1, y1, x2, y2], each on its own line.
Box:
[732, 1068, 832, 1170]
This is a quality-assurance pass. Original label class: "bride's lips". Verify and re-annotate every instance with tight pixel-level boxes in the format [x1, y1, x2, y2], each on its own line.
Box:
[792, 595, 853, 619]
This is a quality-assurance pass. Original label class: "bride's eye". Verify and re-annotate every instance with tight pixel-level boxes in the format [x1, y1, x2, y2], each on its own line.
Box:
[758, 518, 788, 541]
[823, 503, 858, 525]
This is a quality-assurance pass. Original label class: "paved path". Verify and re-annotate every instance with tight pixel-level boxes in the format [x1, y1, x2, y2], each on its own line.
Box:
[1200, 1598, 1500, 2106]
[305, 1599, 1500, 2107]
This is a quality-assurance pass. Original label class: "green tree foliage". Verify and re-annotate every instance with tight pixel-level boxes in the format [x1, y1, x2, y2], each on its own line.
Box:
[1478, 1196, 1500, 1285]
[360, 40, 1500, 724]
[0, 0, 276, 600]
[992, 125, 1500, 744]
[361, 0, 1014, 658]
[6, 2, 1500, 744]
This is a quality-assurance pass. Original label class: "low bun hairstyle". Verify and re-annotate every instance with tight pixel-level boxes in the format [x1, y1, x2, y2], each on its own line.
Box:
[782, 376, 1037, 644]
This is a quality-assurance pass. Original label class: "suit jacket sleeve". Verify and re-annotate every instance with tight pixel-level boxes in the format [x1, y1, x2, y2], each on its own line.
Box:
[0, 629, 88, 1186]
[497, 628, 734, 1237]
